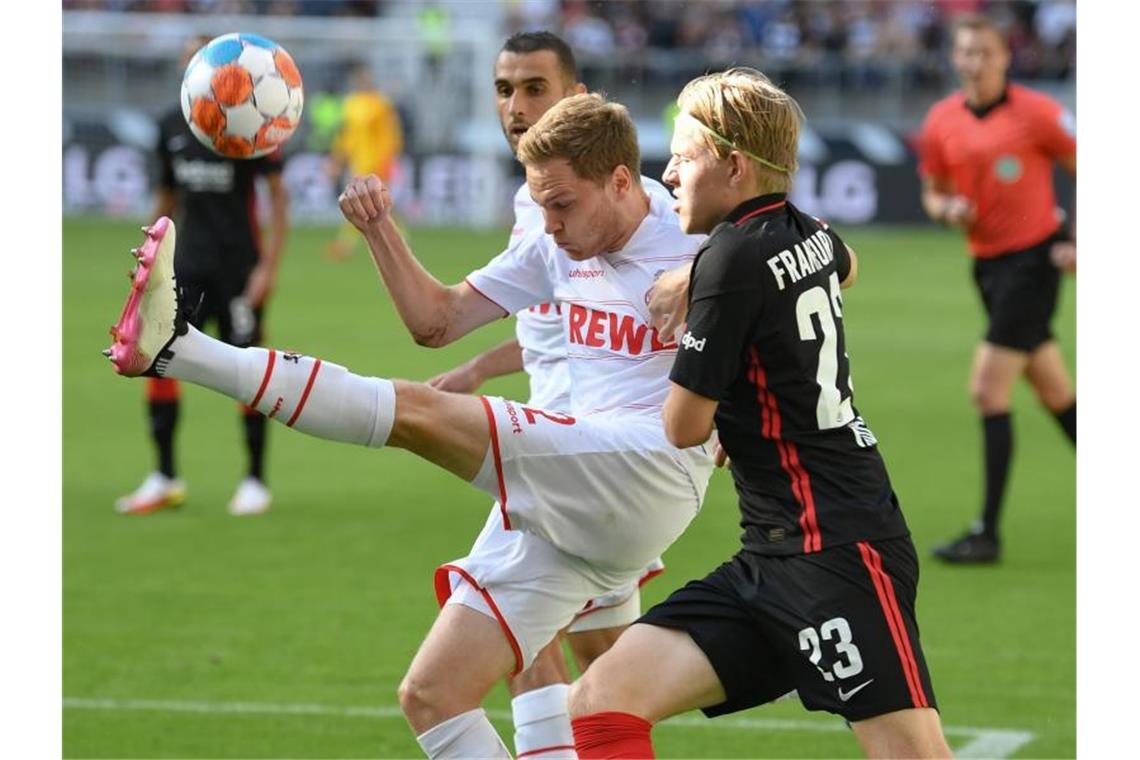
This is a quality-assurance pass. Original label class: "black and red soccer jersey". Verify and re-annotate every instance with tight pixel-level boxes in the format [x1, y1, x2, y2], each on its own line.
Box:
[156, 107, 283, 279]
[670, 194, 909, 556]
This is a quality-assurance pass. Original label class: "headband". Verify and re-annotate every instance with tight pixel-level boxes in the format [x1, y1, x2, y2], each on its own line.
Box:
[675, 110, 795, 175]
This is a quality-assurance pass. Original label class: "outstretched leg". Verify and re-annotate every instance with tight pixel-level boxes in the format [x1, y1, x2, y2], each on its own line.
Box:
[106, 218, 494, 484]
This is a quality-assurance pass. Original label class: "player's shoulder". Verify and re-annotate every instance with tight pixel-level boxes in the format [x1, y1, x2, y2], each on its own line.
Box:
[925, 92, 968, 123]
[1008, 83, 1064, 115]
[692, 220, 766, 289]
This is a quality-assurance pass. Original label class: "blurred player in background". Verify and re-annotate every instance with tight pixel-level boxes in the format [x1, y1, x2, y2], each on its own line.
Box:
[424, 31, 669, 757]
[325, 61, 404, 260]
[569, 67, 950, 760]
[918, 14, 1076, 564]
[115, 34, 289, 517]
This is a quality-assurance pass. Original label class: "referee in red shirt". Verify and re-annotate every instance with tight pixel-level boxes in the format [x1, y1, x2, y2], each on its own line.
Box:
[918, 14, 1076, 564]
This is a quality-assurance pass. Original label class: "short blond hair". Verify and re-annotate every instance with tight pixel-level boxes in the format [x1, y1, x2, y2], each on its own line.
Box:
[677, 67, 802, 193]
[517, 93, 641, 184]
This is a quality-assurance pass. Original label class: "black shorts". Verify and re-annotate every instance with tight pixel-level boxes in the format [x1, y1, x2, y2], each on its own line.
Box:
[972, 232, 1064, 352]
[639, 536, 937, 723]
[177, 270, 264, 348]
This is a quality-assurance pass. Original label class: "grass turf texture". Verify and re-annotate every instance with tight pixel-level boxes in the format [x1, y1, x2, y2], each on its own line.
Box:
[63, 218, 1075, 758]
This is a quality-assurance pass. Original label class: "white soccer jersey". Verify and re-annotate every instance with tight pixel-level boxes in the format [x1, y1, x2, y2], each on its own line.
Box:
[512, 185, 571, 410]
[471, 188, 700, 419]
[510, 179, 678, 410]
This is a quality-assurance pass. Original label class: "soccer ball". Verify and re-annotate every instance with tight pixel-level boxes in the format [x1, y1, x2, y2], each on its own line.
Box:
[180, 33, 304, 159]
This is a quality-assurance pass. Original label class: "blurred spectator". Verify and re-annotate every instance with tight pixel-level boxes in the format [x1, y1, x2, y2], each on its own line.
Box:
[562, 1, 615, 57]
[761, 8, 803, 65]
[65, 0, 1076, 89]
[705, 11, 747, 66]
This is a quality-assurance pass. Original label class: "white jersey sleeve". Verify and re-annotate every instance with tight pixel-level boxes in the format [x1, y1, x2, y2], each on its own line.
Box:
[466, 224, 554, 315]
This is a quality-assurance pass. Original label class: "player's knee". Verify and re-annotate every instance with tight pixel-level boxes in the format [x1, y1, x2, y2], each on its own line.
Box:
[567, 670, 621, 718]
[968, 378, 1009, 414]
[398, 671, 447, 729]
[1029, 377, 1074, 412]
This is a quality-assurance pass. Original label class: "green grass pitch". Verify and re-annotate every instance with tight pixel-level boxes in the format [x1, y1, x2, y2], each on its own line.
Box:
[63, 217, 1075, 758]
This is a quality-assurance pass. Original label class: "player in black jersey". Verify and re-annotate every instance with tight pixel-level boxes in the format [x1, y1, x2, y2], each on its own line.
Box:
[567, 69, 951, 758]
[115, 35, 290, 517]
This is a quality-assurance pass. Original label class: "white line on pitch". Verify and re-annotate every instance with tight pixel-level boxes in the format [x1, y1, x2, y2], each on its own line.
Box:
[63, 697, 1037, 758]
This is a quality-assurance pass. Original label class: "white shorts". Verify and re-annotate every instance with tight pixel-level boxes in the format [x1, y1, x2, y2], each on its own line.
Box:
[567, 558, 665, 634]
[469, 396, 713, 574]
[436, 510, 638, 674]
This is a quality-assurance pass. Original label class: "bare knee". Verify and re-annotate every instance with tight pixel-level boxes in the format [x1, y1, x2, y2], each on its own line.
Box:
[969, 375, 1011, 415]
[398, 669, 467, 734]
[567, 673, 600, 719]
[1027, 371, 1074, 412]
[1034, 384, 1074, 413]
[852, 708, 952, 759]
[567, 656, 639, 720]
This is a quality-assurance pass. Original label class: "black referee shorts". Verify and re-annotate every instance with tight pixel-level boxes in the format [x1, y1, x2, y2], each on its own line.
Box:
[178, 270, 264, 348]
[639, 536, 937, 723]
[972, 231, 1065, 352]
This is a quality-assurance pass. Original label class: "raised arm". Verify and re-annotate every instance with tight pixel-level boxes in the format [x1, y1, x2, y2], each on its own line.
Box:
[427, 337, 525, 393]
[338, 175, 506, 347]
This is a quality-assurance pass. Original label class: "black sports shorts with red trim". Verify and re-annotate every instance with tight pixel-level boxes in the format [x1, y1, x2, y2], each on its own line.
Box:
[972, 229, 1065, 352]
[638, 536, 937, 723]
[178, 269, 263, 348]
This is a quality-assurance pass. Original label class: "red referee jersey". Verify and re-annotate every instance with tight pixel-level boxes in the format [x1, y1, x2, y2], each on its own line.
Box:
[918, 83, 1075, 258]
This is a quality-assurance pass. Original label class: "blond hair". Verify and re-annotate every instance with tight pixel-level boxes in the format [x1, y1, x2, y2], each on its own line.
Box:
[676, 67, 802, 193]
[517, 93, 641, 184]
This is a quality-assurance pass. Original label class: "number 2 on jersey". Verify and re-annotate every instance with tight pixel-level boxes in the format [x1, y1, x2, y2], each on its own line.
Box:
[796, 272, 855, 430]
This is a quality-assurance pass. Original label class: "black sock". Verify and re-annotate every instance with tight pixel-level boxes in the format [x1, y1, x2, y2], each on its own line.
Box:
[149, 400, 179, 478]
[980, 413, 1013, 540]
[243, 411, 267, 482]
[1054, 402, 1076, 445]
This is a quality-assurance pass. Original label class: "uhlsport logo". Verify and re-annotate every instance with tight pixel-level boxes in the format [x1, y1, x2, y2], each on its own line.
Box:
[681, 331, 706, 352]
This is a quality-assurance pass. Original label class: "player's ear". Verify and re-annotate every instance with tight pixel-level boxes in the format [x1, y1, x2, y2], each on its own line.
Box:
[728, 151, 750, 186]
[610, 164, 634, 195]
[571, 81, 587, 95]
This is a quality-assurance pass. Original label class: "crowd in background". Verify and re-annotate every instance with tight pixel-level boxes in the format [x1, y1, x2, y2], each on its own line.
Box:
[64, 0, 1076, 89]
[513, 1, 1077, 90]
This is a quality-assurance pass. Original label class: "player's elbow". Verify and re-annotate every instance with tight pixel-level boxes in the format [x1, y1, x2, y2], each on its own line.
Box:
[663, 412, 710, 449]
[410, 327, 452, 349]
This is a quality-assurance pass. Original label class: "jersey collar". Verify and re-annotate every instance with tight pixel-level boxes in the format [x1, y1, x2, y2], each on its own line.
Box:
[964, 86, 1010, 119]
[724, 193, 789, 226]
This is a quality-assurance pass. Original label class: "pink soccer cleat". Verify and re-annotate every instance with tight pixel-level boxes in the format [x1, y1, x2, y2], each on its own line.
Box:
[105, 217, 185, 377]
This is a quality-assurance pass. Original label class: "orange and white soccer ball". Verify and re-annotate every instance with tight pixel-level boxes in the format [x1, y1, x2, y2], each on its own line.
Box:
[180, 33, 304, 159]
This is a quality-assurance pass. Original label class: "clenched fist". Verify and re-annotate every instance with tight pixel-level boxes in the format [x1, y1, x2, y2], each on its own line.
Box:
[338, 175, 394, 233]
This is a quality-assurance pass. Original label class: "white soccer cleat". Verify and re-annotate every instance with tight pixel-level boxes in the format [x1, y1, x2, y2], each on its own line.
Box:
[115, 472, 187, 515]
[228, 477, 272, 516]
[106, 217, 185, 377]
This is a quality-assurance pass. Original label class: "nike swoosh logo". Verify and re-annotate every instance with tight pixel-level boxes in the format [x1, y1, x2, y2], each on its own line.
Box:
[837, 679, 874, 702]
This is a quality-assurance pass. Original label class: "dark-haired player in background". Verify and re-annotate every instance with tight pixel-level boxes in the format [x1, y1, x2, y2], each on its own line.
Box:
[115, 35, 290, 517]
[918, 14, 1076, 564]
[569, 68, 950, 759]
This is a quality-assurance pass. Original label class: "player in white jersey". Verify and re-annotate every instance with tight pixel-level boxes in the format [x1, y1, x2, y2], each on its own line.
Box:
[105, 92, 712, 757]
[422, 35, 677, 758]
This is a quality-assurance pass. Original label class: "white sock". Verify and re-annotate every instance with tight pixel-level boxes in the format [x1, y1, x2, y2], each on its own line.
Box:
[416, 708, 511, 759]
[165, 325, 395, 447]
[512, 684, 576, 759]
